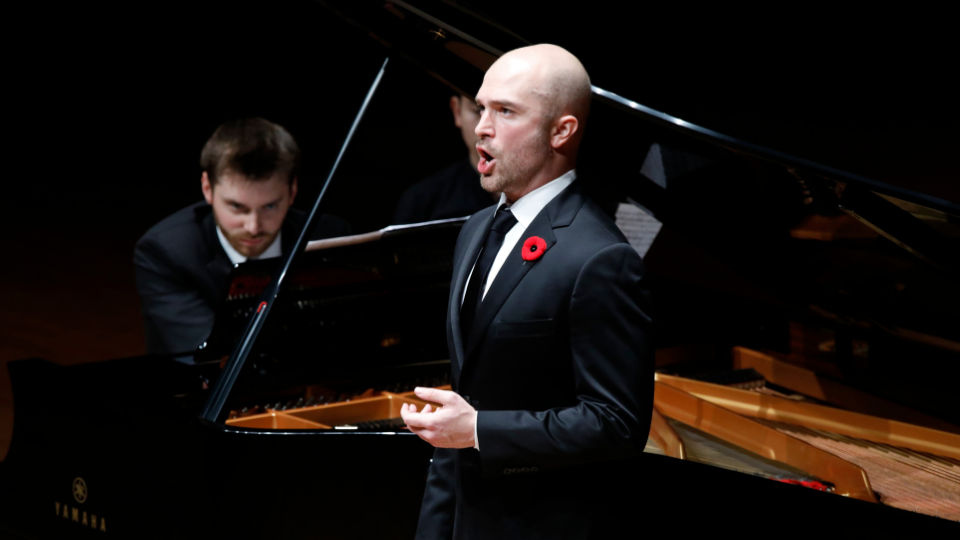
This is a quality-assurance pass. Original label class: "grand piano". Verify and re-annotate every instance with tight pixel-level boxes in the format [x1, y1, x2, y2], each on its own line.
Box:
[2, 0, 958, 537]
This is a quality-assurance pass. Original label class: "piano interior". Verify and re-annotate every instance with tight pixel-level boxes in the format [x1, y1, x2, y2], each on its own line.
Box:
[226, 388, 451, 431]
[643, 345, 960, 521]
[224, 367, 452, 431]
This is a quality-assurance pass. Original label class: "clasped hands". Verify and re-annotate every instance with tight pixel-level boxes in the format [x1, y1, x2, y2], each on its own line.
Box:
[399, 387, 476, 449]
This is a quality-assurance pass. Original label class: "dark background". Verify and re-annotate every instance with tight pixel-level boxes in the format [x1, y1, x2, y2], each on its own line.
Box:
[1, 0, 957, 366]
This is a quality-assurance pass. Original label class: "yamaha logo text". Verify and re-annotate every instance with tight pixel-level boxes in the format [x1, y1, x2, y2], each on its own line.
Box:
[53, 477, 107, 532]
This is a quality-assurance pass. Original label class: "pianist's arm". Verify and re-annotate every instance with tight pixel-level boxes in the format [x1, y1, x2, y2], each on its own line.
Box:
[133, 236, 216, 355]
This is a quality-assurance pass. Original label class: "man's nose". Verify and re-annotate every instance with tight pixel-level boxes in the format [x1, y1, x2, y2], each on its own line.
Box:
[475, 109, 493, 138]
[245, 213, 263, 235]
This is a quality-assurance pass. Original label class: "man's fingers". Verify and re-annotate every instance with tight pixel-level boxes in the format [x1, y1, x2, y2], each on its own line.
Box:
[400, 410, 437, 430]
[422, 403, 433, 414]
[414, 387, 458, 406]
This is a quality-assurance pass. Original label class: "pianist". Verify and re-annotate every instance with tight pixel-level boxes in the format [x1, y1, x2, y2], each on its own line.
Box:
[133, 118, 351, 355]
[400, 45, 654, 539]
[392, 94, 498, 225]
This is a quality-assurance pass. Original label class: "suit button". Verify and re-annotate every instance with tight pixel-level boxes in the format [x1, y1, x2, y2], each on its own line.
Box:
[504, 468, 512, 475]
[531, 467, 539, 472]
[521, 467, 530, 473]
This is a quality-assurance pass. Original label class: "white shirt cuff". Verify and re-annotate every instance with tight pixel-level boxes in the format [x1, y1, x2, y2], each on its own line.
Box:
[473, 410, 479, 451]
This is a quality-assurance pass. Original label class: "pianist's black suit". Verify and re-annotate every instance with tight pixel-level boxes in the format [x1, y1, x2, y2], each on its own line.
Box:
[417, 182, 654, 539]
[133, 202, 350, 355]
[393, 158, 495, 225]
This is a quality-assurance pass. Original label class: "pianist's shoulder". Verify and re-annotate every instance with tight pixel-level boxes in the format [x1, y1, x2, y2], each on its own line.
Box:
[133, 202, 215, 266]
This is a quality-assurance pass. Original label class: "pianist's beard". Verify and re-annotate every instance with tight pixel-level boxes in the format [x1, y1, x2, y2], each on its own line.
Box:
[479, 122, 552, 194]
[213, 213, 280, 259]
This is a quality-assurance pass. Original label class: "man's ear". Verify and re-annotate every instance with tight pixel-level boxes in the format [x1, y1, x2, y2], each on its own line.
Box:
[551, 115, 580, 150]
[201, 171, 214, 204]
[289, 177, 298, 206]
[450, 96, 463, 128]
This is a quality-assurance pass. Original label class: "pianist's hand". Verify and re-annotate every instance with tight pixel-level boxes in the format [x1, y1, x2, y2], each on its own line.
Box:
[399, 387, 476, 449]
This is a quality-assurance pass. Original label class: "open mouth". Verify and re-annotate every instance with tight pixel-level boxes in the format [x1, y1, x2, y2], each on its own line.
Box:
[477, 146, 496, 174]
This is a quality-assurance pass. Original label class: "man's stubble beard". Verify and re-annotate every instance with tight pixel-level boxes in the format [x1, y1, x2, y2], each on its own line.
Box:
[479, 123, 552, 194]
[213, 212, 278, 259]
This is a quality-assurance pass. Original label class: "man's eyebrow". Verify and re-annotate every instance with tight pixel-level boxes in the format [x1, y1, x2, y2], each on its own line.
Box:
[261, 197, 283, 207]
[222, 197, 283, 208]
[477, 98, 523, 111]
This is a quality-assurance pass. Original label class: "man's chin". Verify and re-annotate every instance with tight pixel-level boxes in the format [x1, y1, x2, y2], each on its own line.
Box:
[480, 174, 502, 194]
[230, 238, 273, 258]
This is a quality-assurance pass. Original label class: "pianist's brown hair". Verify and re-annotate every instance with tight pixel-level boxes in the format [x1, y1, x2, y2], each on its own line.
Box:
[200, 118, 300, 186]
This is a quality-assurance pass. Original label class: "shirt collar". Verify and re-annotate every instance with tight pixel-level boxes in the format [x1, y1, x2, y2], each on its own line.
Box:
[497, 169, 577, 227]
[216, 225, 282, 265]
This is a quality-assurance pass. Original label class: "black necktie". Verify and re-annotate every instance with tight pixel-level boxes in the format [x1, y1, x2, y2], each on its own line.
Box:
[460, 205, 518, 337]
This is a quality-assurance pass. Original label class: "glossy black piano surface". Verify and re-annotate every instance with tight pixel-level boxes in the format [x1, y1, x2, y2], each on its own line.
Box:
[0, 219, 471, 538]
[3, 0, 959, 537]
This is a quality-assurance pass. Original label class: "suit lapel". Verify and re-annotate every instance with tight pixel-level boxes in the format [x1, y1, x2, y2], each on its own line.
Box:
[464, 215, 556, 361]
[200, 211, 234, 299]
[449, 208, 497, 367]
[206, 255, 233, 297]
[462, 182, 587, 365]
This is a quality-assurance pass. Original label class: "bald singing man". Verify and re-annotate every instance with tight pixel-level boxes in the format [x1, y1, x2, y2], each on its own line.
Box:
[400, 45, 654, 539]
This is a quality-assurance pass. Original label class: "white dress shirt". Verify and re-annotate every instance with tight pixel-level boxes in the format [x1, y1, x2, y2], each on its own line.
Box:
[461, 169, 577, 306]
[216, 226, 282, 265]
[461, 169, 577, 450]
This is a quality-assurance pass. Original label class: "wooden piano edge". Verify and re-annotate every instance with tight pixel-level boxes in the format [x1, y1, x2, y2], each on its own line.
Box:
[224, 385, 452, 430]
[648, 407, 685, 460]
[653, 380, 877, 502]
[654, 373, 960, 461]
[305, 230, 383, 252]
[733, 346, 960, 435]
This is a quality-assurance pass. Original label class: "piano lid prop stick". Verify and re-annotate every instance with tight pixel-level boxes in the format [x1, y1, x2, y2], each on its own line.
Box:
[199, 57, 391, 424]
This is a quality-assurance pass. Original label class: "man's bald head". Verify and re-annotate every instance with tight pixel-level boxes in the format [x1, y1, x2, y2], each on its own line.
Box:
[474, 44, 592, 201]
[490, 44, 592, 133]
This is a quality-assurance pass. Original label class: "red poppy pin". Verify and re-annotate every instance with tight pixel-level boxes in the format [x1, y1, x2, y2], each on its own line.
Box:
[522, 236, 548, 261]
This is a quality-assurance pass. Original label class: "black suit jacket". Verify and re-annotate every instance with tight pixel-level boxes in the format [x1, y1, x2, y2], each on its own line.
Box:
[133, 202, 351, 355]
[416, 182, 654, 539]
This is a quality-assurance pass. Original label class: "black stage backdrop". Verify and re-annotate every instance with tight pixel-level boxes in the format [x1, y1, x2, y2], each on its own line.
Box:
[6, 0, 957, 242]
[7, 0, 466, 239]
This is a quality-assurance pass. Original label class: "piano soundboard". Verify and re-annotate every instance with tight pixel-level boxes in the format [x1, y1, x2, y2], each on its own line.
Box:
[642, 346, 960, 521]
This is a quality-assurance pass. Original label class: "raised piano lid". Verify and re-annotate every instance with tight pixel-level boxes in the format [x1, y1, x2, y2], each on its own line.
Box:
[187, 0, 960, 426]
[310, 0, 960, 408]
[314, 0, 960, 301]
[316, 2, 960, 207]
[200, 0, 959, 427]
[197, 218, 466, 413]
